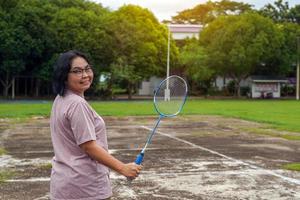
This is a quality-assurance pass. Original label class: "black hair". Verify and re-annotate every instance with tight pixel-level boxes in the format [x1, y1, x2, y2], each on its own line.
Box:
[52, 50, 90, 96]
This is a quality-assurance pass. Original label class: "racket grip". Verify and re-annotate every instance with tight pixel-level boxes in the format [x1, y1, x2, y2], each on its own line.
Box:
[135, 152, 144, 164]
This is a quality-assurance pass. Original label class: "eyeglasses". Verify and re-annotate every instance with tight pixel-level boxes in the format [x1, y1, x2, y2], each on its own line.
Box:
[69, 65, 93, 77]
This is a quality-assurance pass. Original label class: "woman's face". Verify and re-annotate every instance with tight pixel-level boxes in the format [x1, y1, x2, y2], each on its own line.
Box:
[67, 56, 94, 96]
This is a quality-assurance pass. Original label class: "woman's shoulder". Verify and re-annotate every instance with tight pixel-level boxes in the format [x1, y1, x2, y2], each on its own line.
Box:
[64, 94, 89, 110]
[61, 95, 93, 119]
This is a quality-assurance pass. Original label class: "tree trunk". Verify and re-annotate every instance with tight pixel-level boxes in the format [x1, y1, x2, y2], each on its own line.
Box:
[107, 77, 113, 99]
[3, 86, 9, 97]
[16, 77, 19, 96]
[0, 72, 13, 98]
[25, 78, 28, 96]
[127, 82, 132, 100]
[235, 79, 241, 98]
[35, 79, 40, 97]
[12, 77, 15, 99]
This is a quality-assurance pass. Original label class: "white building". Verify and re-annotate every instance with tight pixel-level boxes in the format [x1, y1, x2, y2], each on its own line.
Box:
[138, 76, 163, 95]
[168, 24, 202, 40]
[214, 76, 251, 90]
[250, 76, 287, 98]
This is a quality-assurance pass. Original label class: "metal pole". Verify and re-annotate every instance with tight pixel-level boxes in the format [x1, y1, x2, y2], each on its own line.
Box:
[296, 36, 300, 100]
[164, 24, 171, 101]
[167, 24, 170, 79]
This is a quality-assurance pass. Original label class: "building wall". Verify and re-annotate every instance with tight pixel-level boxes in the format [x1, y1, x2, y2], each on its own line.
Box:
[251, 82, 281, 98]
[169, 24, 202, 40]
[214, 76, 251, 90]
[172, 32, 199, 40]
[138, 76, 163, 95]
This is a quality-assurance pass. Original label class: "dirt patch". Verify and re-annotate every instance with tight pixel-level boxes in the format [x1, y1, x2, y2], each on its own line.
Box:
[0, 115, 299, 199]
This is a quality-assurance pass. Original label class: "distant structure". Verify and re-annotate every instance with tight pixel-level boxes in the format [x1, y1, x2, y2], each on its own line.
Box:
[168, 24, 202, 40]
[138, 76, 163, 96]
[138, 24, 202, 96]
[250, 76, 287, 98]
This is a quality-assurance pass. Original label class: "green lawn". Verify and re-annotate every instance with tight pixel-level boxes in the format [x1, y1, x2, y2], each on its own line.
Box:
[282, 163, 300, 171]
[0, 99, 299, 132]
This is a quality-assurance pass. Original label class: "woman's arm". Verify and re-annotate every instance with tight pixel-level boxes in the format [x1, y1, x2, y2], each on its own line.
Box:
[80, 140, 142, 179]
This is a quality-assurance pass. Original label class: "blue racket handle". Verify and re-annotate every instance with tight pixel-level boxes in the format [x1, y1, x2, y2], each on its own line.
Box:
[135, 152, 144, 164]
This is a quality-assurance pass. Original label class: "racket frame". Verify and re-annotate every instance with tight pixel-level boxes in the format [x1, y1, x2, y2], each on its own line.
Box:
[135, 75, 188, 164]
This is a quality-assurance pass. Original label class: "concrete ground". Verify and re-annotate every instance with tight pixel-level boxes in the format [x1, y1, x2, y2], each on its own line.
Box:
[0, 115, 300, 200]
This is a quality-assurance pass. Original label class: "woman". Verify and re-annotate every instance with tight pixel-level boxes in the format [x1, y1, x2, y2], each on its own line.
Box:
[50, 50, 142, 200]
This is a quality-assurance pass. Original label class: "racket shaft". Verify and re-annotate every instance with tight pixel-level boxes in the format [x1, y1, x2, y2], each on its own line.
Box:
[134, 116, 162, 164]
[145, 115, 162, 146]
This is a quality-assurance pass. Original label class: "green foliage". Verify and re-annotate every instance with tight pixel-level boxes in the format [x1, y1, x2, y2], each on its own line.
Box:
[282, 163, 300, 171]
[273, 23, 300, 75]
[257, 1, 300, 76]
[37, 163, 52, 170]
[226, 80, 236, 95]
[281, 84, 295, 96]
[171, 0, 253, 25]
[290, 5, 300, 24]
[0, 170, 15, 183]
[259, 0, 296, 23]
[0, 0, 111, 97]
[239, 126, 300, 141]
[180, 40, 214, 81]
[240, 86, 250, 96]
[0, 148, 7, 155]
[179, 40, 215, 95]
[200, 12, 283, 96]
[49, 2, 111, 70]
[0, 2, 32, 95]
[0, 0, 299, 98]
[107, 5, 178, 98]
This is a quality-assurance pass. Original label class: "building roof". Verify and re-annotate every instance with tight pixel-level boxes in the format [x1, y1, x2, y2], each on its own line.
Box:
[250, 75, 287, 83]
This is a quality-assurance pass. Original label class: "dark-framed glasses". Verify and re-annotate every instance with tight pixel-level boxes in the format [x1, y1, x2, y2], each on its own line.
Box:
[69, 65, 93, 77]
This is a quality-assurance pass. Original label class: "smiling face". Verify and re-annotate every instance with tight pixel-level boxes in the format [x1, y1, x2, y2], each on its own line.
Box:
[67, 56, 94, 96]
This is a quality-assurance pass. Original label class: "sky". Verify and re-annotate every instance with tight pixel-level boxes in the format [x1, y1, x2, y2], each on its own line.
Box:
[93, 0, 299, 21]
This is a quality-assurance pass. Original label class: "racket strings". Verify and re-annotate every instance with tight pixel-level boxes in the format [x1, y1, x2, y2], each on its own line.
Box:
[154, 76, 187, 116]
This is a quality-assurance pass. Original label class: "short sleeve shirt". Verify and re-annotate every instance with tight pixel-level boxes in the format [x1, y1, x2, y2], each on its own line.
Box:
[50, 90, 112, 200]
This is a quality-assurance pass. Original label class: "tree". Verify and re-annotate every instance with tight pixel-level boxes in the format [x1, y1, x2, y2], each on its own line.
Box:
[50, 5, 111, 64]
[259, 0, 297, 23]
[0, 2, 32, 97]
[108, 5, 179, 99]
[15, 0, 59, 96]
[273, 23, 300, 75]
[290, 5, 300, 24]
[47, 0, 112, 97]
[110, 58, 142, 99]
[170, 0, 252, 25]
[179, 39, 214, 94]
[0, 0, 114, 98]
[200, 12, 283, 97]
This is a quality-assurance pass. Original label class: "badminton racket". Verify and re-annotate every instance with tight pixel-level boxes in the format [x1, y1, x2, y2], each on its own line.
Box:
[134, 75, 188, 164]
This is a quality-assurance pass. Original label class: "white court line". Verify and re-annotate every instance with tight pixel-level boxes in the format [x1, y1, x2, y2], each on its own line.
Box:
[33, 194, 50, 200]
[140, 125, 300, 185]
[6, 177, 50, 182]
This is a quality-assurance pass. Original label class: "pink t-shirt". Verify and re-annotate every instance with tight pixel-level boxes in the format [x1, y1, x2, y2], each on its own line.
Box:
[50, 90, 112, 200]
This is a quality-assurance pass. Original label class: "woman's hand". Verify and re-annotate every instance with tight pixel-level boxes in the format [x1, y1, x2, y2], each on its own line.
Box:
[80, 141, 142, 179]
[120, 163, 142, 179]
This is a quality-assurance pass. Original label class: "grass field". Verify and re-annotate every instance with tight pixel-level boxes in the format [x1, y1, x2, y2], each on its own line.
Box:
[282, 163, 300, 171]
[0, 99, 300, 132]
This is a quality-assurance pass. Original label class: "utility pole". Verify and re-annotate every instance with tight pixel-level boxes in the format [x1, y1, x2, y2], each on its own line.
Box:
[167, 24, 170, 80]
[297, 36, 300, 100]
[165, 24, 171, 101]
